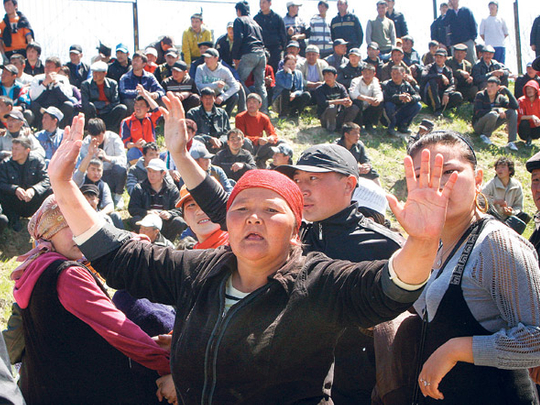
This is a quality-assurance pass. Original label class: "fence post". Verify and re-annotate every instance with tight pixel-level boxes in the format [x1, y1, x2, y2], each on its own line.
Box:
[133, 0, 139, 51]
[514, 0, 522, 75]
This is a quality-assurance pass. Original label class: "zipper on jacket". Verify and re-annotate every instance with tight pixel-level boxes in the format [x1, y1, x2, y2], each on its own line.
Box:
[318, 222, 323, 240]
[201, 277, 269, 405]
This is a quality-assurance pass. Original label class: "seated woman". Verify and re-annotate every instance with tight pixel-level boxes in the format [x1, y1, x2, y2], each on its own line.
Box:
[273, 55, 311, 118]
[48, 98, 456, 404]
[11, 195, 171, 404]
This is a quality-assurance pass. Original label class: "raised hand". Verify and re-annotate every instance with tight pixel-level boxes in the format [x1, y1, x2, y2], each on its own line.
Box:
[387, 149, 457, 242]
[48, 114, 85, 184]
[160, 92, 189, 156]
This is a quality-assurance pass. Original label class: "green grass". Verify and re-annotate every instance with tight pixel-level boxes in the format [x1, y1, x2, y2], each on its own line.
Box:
[1, 95, 539, 330]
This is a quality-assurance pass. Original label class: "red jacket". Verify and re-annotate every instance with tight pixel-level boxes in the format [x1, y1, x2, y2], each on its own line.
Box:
[518, 80, 540, 128]
[120, 108, 162, 148]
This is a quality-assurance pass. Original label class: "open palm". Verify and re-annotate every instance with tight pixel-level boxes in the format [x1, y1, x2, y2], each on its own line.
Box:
[48, 114, 85, 184]
[160, 92, 189, 156]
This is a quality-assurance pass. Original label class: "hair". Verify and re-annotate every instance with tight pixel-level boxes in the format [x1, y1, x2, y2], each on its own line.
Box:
[26, 42, 41, 55]
[9, 53, 24, 65]
[227, 128, 244, 140]
[88, 158, 104, 169]
[428, 40, 439, 48]
[12, 136, 31, 150]
[487, 76, 501, 85]
[160, 35, 174, 45]
[133, 51, 148, 64]
[283, 54, 297, 64]
[88, 118, 106, 136]
[143, 142, 158, 155]
[59, 66, 71, 76]
[45, 56, 62, 68]
[391, 65, 405, 74]
[134, 95, 150, 107]
[4, 0, 17, 6]
[247, 93, 262, 104]
[362, 64, 376, 72]
[185, 118, 197, 134]
[494, 156, 515, 177]
[235, 1, 250, 16]
[341, 122, 360, 136]
[0, 95, 13, 108]
[408, 130, 477, 170]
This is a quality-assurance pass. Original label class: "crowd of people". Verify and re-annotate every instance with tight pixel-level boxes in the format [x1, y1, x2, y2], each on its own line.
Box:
[2, 0, 540, 403]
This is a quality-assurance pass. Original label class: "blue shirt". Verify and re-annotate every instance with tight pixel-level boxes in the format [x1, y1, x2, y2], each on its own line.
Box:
[35, 128, 64, 163]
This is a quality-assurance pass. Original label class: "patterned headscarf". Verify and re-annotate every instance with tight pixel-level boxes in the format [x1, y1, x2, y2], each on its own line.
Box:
[12, 195, 69, 280]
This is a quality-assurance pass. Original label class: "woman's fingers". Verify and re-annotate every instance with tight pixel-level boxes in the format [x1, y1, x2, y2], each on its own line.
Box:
[418, 149, 430, 189]
[403, 155, 418, 193]
[430, 153, 444, 190]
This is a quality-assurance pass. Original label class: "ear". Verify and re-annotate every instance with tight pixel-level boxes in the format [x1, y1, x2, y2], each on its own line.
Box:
[344, 175, 357, 195]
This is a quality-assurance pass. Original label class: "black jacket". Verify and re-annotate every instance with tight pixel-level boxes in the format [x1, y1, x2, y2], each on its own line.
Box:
[472, 58, 509, 89]
[382, 79, 421, 105]
[337, 62, 364, 89]
[211, 147, 256, 182]
[215, 34, 234, 66]
[331, 13, 363, 49]
[65, 61, 90, 89]
[472, 86, 518, 124]
[386, 10, 408, 38]
[531, 16, 540, 49]
[1, 11, 33, 49]
[24, 58, 43, 76]
[107, 58, 132, 83]
[80, 221, 418, 405]
[0, 153, 50, 196]
[232, 15, 265, 60]
[81, 77, 121, 114]
[421, 62, 456, 94]
[128, 178, 180, 219]
[186, 105, 230, 139]
[431, 15, 449, 47]
[253, 10, 287, 49]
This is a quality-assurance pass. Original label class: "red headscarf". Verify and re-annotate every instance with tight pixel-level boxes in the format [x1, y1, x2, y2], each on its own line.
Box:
[226, 170, 304, 232]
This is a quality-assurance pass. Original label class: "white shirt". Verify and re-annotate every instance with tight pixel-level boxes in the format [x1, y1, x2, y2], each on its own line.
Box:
[479, 15, 508, 47]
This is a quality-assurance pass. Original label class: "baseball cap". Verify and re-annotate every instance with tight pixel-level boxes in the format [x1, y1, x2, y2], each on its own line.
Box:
[368, 42, 380, 50]
[322, 66, 337, 75]
[287, 41, 300, 48]
[488, 1, 498, 6]
[146, 158, 167, 172]
[4, 110, 25, 121]
[226, 21, 234, 28]
[271, 143, 294, 158]
[198, 41, 214, 49]
[306, 45, 320, 54]
[318, 0, 329, 7]
[116, 43, 129, 53]
[176, 185, 193, 209]
[276, 144, 359, 179]
[391, 46, 404, 54]
[172, 61, 188, 71]
[136, 213, 163, 230]
[419, 119, 435, 132]
[453, 43, 468, 52]
[435, 48, 448, 56]
[80, 184, 99, 197]
[190, 142, 214, 159]
[348, 48, 361, 56]
[202, 48, 219, 58]
[483, 45, 496, 54]
[1, 64, 18, 75]
[97, 41, 112, 58]
[286, 1, 302, 7]
[69, 44, 83, 54]
[40, 106, 64, 122]
[333, 39, 348, 47]
[145, 47, 158, 57]
[166, 49, 179, 58]
[91, 61, 108, 72]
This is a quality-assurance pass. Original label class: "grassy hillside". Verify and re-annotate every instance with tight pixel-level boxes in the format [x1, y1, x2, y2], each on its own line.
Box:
[1, 102, 539, 330]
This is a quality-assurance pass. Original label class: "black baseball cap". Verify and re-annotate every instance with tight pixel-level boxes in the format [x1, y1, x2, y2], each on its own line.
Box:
[80, 184, 99, 196]
[276, 144, 359, 179]
[172, 61, 188, 71]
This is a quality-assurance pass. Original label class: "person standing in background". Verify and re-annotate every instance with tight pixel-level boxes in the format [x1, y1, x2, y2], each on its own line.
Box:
[479, 1, 508, 64]
[386, 0, 408, 39]
[444, 0, 478, 64]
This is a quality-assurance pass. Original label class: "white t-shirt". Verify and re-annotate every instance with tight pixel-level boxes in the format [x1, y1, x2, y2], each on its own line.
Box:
[479, 15, 508, 47]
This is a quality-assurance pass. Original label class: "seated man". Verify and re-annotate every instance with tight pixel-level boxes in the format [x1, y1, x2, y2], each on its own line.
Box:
[0, 63, 32, 123]
[161, 60, 200, 113]
[35, 106, 63, 165]
[0, 110, 44, 160]
[194, 48, 240, 117]
[420, 48, 463, 117]
[29, 56, 74, 128]
[422, 40, 439, 66]
[337, 48, 364, 89]
[380, 46, 418, 88]
[24, 41, 44, 76]
[314, 66, 359, 132]
[154, 48, 180, 84]
[107, 43, 132, 83]
[147, 35, 175, 65]
[0, 136, 50, 231]
[235, 93, 278, 167]
[518, 80, 540, 146]
[10, 53, 33, 85]
[383, 65, 422, 136]
[128, 158, 186, 241]
[120, 85, 161, 165]
[80, 183, 124, 230]
[473, 76, 518, 150]
[186, 87, 230, 152]
[188, 41, 213, 81]
[119, 51, 164, 114]
[81, 61, 128, 132]
[349, 64, 384, 132]
[325, 39, 349, 70]
[401, 35, 422, 79]
[77, 118, 128, 208]
[298, 44, 328, 98]
[364, 42, 384, 79]
[515, 62, 540, 99]
[143, 47, 158, 74]
[212, 128, 256, 182]
[135, 213, 174, 248]
[187, 142, 234, 193]
[446, 43, 477, 102]
[277, 40, 305, 71]
[472, 44, 509, 90]
[65, 44, 90, 89]
[126, 141, 161, 195]
[335, 122, 380, 185]
[273, 54, 311, 118]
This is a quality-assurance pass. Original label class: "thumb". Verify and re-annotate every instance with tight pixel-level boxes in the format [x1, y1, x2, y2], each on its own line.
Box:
[386, 193, 403, 217]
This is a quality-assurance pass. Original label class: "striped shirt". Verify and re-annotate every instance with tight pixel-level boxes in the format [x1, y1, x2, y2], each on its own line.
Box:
[224, 276, 250, 314]
[309, 14, 333, 56]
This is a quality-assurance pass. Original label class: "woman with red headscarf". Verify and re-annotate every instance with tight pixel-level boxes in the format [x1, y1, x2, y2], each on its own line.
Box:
[47, 94, 457, 404]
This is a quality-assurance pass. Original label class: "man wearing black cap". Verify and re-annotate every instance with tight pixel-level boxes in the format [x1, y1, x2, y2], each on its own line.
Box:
[446, 42, 477, 101]
[154, 48, 180, 84]
[366, 1, 396, 57]
[254, 0, 287, 72]
[325, 39, 349, 70]
[315, 66, 359, 131]
[471, 44, 509, 90]
[162, 61, 200, 113]
[182, 13, 213, 67]
[364, 42, 384, 78]
[173, 141, 403, 405]
[421, 48, 463, 117]
[0, 109, 43, 160]
[337, 47, 364, 88]
[331, 0, 363, 50]
[0, 63, 31, 123]
[65, 44, 90, 89]
[277, 41, 305, 71]
[526, 151, 540, 258]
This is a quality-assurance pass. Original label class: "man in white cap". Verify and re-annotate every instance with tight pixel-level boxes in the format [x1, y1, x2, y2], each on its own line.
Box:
[144, 47, 158, 75]
[128, 158, 186, 241]
[81, 60, 128, 132]
[35, 106, 63, 165]
[136, 213, 175, 247]
[283, 1, 309, 56]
